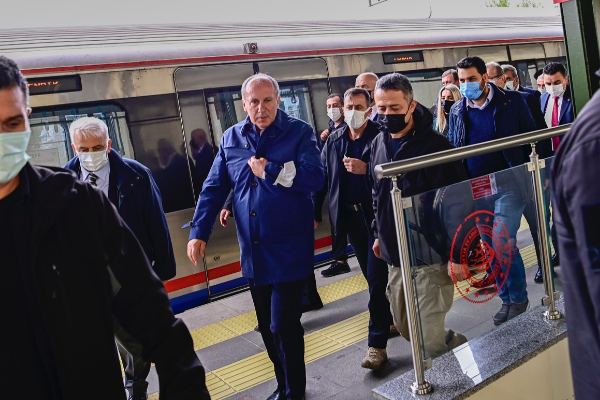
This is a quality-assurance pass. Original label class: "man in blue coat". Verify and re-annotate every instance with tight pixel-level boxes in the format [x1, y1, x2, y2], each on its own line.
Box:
[552, 68, 600, 400]
[187, 73, 324, 400]
[448, 56, 537, 326]
[64, 117, 176, 400]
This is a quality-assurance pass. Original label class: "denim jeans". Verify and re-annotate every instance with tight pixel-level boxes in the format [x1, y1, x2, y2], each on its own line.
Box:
[477, 185, 528, 305]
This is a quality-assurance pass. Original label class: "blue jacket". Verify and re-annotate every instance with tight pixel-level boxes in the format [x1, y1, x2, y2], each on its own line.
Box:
[551, 88, 600, 400]
[448, 83, 537, 174]
[188, 109, 325, 285]
[540, 84, 575, 125]
[64, 150, 176, 281]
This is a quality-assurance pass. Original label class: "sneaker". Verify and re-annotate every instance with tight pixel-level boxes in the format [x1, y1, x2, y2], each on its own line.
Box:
[507, 300, 530, 321]
[389, 325, 400, 337]
[493, 304, 511, 326]
[361, 347, 387, 371]
[321, 261, 351, 277]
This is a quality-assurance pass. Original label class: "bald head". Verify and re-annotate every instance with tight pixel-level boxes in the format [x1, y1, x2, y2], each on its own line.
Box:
[356, 73, 379, 105]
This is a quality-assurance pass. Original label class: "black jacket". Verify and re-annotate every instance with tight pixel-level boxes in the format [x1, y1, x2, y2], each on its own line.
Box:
[551, 88, 600, 400]
[64, 150, 176, 281]
[7, 164, 209, 400]
[313, 120, 380, 234]
[369, 103, 469, 268]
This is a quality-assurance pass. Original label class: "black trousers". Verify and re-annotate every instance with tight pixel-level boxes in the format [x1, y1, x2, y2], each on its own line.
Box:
[332, 208, 393, 349]
[113, 317, 151, 398]
[249, 278, 306, 400]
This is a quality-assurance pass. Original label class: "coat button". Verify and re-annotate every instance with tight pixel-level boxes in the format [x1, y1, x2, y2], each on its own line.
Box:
[252, 182, 258, 187]
[130, 183, 133, 186]
[253, 238, 259, 244]
[245, 143, 249, 148]
[250, 211, 257, 217]
[121, 195, 125, 198]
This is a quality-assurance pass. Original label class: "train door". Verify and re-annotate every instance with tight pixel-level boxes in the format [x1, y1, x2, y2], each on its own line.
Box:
[173, 58, 331, 303]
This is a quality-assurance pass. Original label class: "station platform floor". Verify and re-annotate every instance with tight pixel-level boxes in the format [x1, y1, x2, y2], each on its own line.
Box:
[144, 220, 557, 400]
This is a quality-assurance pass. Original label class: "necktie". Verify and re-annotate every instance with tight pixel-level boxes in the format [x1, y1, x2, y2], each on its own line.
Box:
[87, 173, 99, 186]
[551, 96, 560, 152]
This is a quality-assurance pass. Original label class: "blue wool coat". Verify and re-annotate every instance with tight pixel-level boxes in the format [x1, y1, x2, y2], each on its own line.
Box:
[189, 109, 325, 285]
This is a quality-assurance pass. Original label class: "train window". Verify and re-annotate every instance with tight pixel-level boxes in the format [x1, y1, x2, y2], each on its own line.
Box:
[403, 70, 444, 109]
[27, 104, 133, 168]
[279, 83, 314, 126]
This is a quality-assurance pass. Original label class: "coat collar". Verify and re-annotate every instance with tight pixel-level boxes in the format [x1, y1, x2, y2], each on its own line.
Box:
[65, 150, 142, 189]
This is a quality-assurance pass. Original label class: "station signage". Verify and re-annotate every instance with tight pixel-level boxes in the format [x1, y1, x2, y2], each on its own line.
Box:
[382, 51, 424, 65]
[27, 75, 82, 96]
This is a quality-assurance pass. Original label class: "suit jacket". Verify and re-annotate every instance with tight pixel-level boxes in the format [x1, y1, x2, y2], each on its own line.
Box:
[517, 90, 553, 158]
[517, 84, 541, 102]
[65, 151, 176, 281]
[540, 84, 575, 125]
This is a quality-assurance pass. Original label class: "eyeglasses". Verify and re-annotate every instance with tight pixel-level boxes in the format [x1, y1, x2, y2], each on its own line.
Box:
[488, 75, 503, 81]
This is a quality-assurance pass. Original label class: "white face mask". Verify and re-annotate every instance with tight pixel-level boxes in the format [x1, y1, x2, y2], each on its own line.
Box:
[546, 83, 566, 98]
[79, 150, 109, 172]
[0, 130, 31, 184]
[344, 109, 369, 130]
[327, 107, 342, 122]
[505, 80, 515, 90]
[538, 87, 547, 95]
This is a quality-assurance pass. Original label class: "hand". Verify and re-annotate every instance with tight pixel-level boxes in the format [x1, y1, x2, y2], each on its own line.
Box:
[448, 262, 470, 282]
[187, 239, 207, 266]
[373, 238, 381, 259]
[220, 209, 232, 227]
[248, 156, 268, 179]
[314, 219, 319, 229]
[320, 129, 330, 141]
[343, 158, 367, 175]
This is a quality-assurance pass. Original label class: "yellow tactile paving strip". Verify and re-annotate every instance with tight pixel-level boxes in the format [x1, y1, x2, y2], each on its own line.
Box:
[148, 220, 555, 399]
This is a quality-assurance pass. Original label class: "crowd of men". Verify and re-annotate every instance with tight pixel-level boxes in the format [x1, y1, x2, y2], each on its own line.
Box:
[0, 51, 576, 400]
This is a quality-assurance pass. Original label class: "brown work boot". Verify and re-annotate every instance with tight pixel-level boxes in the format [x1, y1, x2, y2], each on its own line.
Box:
[361, 347, 387, 370]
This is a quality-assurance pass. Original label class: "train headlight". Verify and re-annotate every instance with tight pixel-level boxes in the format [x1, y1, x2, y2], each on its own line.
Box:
[244, 43, 259, 54]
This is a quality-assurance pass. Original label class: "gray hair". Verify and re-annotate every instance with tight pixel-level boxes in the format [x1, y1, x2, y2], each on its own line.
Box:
[486, 62, 504, 78]
[501, 64, 518, 78]
[355, 72, 379, 86]
[69, 116, 109, 143]
[374, 73, 414, 103]
[442, 69, 459, 82]
[241, 73, 280, 100]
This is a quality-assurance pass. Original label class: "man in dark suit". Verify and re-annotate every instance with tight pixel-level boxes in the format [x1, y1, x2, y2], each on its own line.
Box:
[540, 62, 574, 152]
[502, 64, 541, 100]
[190, 128, 214, 188]
[64, 117, 176, 400]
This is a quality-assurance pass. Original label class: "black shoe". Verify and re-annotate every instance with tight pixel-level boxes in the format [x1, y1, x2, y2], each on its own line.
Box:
[302, 300, 324, 313]
[507, 300, 529, 321]
[552, 253, 560, 266]
[493, 304, 511, 325]
[534, 266, 543, 283]
[321, 261, 351, 277]
[266, 389, 286, 400]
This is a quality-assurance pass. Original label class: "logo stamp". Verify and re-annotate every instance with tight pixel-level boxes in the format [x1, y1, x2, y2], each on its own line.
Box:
[449, 210, 512, 303]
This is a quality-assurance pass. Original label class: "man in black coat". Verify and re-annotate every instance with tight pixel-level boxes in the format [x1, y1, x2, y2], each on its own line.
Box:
[64, 116, 177, 400]
[369, 73, 469, 359]
[0, 55, 209, 400]
[313, 87, 394, 370]
[551, 69, 600, 400]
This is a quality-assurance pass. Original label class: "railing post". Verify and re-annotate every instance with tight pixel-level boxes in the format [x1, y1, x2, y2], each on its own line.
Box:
[528, 143, 562, 321]
[390, 176, 433, 395]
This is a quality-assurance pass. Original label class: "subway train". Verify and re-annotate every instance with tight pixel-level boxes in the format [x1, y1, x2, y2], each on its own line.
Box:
[1, 16, 566, 313]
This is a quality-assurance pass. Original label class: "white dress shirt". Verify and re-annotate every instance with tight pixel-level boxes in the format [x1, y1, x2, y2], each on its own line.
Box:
[544, 93, 564, 128]
[80, 161, 110, 198]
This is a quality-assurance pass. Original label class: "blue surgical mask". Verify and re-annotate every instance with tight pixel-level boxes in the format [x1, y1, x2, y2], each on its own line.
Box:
[460, 80, 485, 100]
[0, 130, 31, 184]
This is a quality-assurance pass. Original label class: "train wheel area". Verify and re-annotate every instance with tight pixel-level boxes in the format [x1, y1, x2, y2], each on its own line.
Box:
[133, 218, 555, 400]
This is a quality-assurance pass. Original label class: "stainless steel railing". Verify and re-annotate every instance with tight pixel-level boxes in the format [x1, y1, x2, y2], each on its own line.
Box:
[376, 124, 570, 395]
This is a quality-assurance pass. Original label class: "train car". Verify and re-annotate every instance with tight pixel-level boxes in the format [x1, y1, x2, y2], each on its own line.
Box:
[0, 16, 566, 313]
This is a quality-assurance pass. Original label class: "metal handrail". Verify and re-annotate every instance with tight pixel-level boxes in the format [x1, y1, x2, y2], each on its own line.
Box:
[375, 124, 571, 179]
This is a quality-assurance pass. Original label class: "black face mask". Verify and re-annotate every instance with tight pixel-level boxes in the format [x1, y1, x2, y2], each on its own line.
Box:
[378, 113, 409, 134]
[442, 100, 455, 114]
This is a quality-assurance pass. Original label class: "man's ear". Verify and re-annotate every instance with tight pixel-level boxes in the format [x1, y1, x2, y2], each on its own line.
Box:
[107, 139, 112, 154]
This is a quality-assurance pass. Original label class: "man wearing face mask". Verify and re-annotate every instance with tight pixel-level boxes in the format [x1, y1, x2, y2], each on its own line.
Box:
[541, 62, 574, 153]
[313, 87, 394, 370]
[64, 117, 176, 400]
[369, 73, 470, 359]
[536, 70, 546, 95]
[356, 72, 380, 122]
[0, 55, 209, 400]
[448, 56, 537, 326]
[319, 93, 346, 145]
[502, 64, 540, 100]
